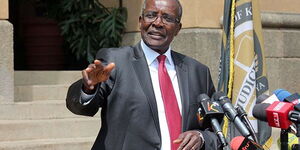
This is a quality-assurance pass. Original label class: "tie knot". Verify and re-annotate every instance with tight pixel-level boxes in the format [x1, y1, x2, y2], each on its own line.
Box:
[157, 55, 166, 63]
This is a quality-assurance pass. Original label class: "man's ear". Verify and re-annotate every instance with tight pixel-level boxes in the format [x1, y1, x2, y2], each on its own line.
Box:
[174, 22, 182, 36]
[138, 16, 142, 30]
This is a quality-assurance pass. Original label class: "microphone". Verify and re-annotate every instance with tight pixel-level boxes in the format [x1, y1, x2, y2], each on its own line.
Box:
[252, 103, 269, 121]
[283, 93, 300, 112]
[256, 94, 269, 104]
[197, 94, 227, 147]
[236, 105, 259, 143]
[230, 136, 264, 150]
[273, 89, 292, 101]
[273, 89, 300, 112]
[284, 93, 300, 104]
[252, 101, 294, 129]
[256, 88, 290, 105]
[212, 91, 252, 139]
[256, 93, 280, 104]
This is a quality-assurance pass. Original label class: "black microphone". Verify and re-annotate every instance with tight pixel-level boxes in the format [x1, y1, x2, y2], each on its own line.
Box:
[256, 93, 280, 104]
[236, 105, 259, 143]
[284, 93, 300, 111]
[283, 93, 300, 104]
[212, 91, 252, 139]
[252, 103, 269, 122]
[256, 94, 270, 104]
[197, 93, 227, 147]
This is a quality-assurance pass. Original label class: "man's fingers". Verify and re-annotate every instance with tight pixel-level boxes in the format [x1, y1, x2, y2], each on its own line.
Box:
[94, 60, 103, 69]
[103, 63, 115, 74]
[82, 61, 115, 88]
[191, 142, 200, 150]
[177, 133, 192, 150]
[83, 65, 98, 90]
[185, 135, 200, 150]
[85, 64, 96, 73]
[173, 138, 182, 144]
[94, 59, 101, 65]
[82, 70, 93, 89]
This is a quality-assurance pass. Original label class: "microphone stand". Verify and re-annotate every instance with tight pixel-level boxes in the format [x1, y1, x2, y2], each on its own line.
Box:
[289, 110, 300, 150]
[281, 129, 289, 150]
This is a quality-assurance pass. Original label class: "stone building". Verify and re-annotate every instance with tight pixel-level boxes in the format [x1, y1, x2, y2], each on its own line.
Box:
[0, 0, 299, 149]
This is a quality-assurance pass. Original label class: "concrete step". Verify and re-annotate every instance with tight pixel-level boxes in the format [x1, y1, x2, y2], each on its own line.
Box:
[0, 118, 100, 142]
[0, 137, 94, 150]
[15, 71, 81, 85]
[0, 100, 100, 120]
[14, 84, 70, 102]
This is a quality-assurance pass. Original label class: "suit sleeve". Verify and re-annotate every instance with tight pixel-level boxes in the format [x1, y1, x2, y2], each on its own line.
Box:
[199, 129, 222, 150]
[206, 67, 215, 98]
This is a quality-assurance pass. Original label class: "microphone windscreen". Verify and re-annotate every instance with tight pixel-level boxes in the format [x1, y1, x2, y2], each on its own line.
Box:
[259, 94, 280, 104]
[273, 89, 291, 101]
[252, 103, 269, 121]
[230, 136, 245, 150]
[256, 94, 269, 104]
[212, 91, 229, 105]
[212, 91, 226, 101]
[197, 93, 210, 103]
[284, 93, 300, 104]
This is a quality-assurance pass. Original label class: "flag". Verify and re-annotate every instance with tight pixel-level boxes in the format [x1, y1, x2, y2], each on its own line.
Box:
[217, 0, 272, 148]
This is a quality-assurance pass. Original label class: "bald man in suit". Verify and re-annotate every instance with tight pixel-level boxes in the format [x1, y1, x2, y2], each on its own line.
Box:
[66, 0, 221, 149]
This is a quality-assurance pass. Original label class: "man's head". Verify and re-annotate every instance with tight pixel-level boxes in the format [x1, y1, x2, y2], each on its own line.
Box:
[139, 0, 182, 54]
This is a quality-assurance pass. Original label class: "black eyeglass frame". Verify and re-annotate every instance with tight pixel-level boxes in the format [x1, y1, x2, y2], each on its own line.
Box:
[142, 11, 180, 25]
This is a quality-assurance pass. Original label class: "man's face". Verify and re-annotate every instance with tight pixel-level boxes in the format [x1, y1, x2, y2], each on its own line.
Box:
[139, 0, 182, 54]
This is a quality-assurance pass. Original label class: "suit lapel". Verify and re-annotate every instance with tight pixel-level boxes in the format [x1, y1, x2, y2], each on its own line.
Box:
[131, 43, 161, 137]
[172, 51, 190, 131]
[131, 44, 190, 134]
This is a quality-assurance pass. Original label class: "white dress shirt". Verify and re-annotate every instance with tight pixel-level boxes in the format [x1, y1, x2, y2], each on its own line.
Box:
[141, 40, 182, 150]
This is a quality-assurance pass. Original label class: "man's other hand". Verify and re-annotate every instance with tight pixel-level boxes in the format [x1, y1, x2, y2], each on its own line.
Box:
[173, 130, 204, 150]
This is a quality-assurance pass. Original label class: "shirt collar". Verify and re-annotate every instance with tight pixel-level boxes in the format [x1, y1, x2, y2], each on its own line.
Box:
[140, 40, 174, 66]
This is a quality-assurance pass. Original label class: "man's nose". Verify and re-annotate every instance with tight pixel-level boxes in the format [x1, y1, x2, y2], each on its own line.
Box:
[152, 15, 164, 27]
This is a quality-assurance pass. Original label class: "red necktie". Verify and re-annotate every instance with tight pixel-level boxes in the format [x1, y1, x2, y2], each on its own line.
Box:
[157, 55, 182, 150]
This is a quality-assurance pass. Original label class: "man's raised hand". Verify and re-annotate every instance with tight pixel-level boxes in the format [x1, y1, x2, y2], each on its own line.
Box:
[82, 60, 115, 93]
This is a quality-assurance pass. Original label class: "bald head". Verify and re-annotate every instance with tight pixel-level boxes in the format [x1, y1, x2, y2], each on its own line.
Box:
[141, 0, 182, 22]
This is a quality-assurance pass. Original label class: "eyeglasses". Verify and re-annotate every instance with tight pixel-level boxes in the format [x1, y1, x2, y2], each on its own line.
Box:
[142, 11, 180, 25]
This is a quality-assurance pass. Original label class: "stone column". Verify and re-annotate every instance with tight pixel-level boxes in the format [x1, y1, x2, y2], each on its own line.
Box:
[0, 0, 14, 102]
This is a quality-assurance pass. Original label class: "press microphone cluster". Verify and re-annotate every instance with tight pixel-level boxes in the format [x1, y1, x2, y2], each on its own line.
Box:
[252, 89, 300, 150]
[197, 92, 260, 149]
[253, 90, 300, 130]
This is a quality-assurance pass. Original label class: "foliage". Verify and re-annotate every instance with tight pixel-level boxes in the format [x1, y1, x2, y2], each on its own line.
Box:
[58, 0, 127, 63]
[26, 0, 127, 63]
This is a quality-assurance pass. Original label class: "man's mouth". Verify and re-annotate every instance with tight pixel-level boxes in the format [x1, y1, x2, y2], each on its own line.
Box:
[148, 31, 165, 39]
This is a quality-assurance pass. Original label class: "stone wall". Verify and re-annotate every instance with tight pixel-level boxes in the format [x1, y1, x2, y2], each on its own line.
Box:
[122, 12, 300, 93]
[0, 20, 14, 102]
[100, 0, 300, 32]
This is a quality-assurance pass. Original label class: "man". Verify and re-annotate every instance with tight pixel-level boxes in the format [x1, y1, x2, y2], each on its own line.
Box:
[66, 0, 220, 149]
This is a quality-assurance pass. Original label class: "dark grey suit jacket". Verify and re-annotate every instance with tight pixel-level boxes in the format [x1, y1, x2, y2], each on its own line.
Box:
[66, 42, 221, 150]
